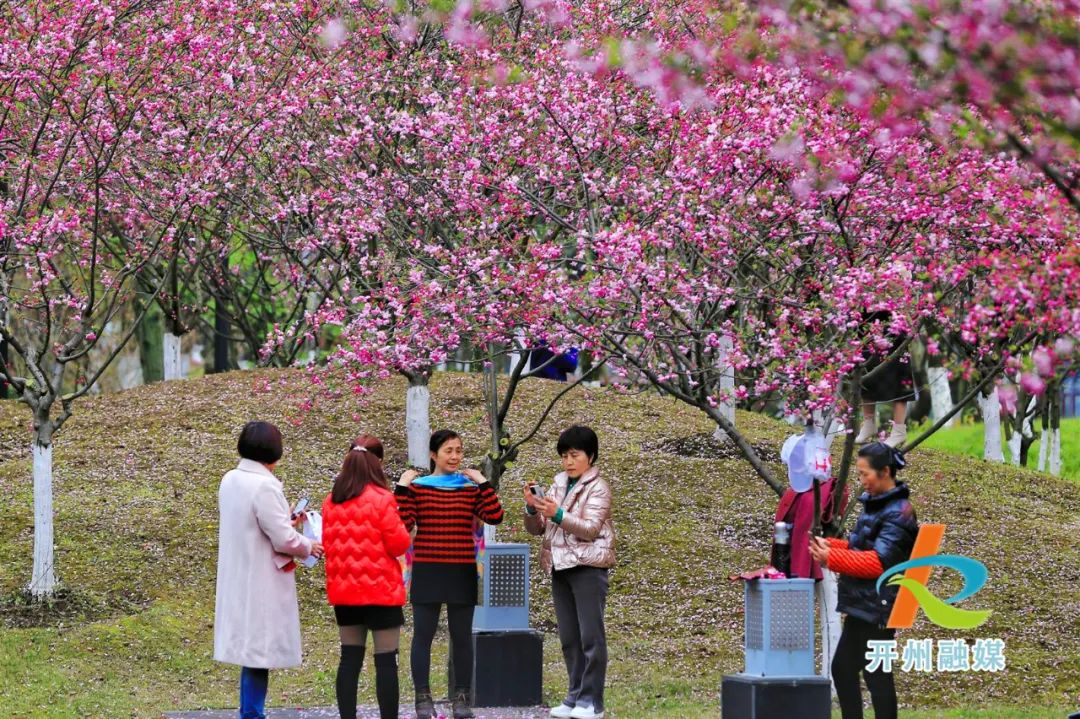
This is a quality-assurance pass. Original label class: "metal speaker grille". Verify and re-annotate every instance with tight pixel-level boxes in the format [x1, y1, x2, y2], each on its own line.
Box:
[746, 585, 764, 650]
[489, 554, 527, 607]
[769, 589, 811, 651]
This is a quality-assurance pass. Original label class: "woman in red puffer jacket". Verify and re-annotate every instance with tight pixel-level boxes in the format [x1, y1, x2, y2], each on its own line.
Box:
[322, 434, 411, 719]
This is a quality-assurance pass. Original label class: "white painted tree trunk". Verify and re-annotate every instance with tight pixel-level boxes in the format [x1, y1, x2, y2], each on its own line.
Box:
[1008, 397, 1035, 466]
[508, 329, 527, 376]
[1007, 431, 1022, 467]
[817, 568, 840, 693]
[928, 367, 955, 428]
[977, 388, 1004, 463]
[406, 381, 431, 470]
[1038, 428, 1049, 472]
[163, 332, 183, 380]
[713, 336, 735, 443]
[1049, 428, 1062, 476]
[30, 442, 57, 598]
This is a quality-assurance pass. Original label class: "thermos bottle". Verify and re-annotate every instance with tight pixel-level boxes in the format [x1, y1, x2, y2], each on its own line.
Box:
[771, 521, 792, 577]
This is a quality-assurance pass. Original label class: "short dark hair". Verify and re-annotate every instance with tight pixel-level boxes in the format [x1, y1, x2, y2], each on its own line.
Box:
[557, 425, 599, 465]
[429, 429, 461, 472]
[237, 421, 283, 464]
[332, 435, 388, 503]
[857, 441, 906, 478]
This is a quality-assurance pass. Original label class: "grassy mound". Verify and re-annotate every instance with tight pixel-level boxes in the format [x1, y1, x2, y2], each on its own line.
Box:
[0, 369, 1077, 718]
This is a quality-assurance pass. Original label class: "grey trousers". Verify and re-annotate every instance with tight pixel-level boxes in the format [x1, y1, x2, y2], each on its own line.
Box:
[551, 566, 609, 711]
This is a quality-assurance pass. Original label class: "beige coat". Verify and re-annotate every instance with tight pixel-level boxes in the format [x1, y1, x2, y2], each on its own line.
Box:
[214, 459, 313, 669]
[524, 467, 615, 574]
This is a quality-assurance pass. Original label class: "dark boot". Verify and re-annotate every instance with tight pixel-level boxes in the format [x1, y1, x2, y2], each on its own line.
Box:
[414, 689, 435, 719]
[452, 688, 474, 719]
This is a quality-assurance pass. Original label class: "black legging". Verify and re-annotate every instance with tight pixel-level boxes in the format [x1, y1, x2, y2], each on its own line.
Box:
[410, 603, 474, 693]
[832, 615, 898, 719]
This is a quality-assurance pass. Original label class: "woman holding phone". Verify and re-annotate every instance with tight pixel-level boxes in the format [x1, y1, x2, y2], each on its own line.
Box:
[524, 425, 615, 719]
[396, 429, 504, 719]
[322, 435, 411, 719]
[214, 421, 323, 719]
[809, 442, 918, 719]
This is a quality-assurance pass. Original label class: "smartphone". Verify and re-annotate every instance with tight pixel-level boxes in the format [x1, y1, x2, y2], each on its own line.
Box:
[528, 484, 544, 499]
[291, 496, 309, 519]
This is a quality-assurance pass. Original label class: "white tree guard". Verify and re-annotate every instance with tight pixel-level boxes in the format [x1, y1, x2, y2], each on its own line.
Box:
[508, 329, 528, 377]
[977, 388, 1004, 463]
[1007, 431, 1022, 467]
[31, 442, 56, 598]
[713, 336, 735, 442]
[163, 332, 183, 380]
[927, 366, 955, 428]
[1038, 428, 1049, 472]
[1049, 428, 1062, 476]
[406, 383, 431, 470]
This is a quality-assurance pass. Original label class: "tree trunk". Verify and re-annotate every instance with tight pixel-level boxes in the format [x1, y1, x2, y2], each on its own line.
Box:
[927, 366, 955, 428]
[1007, 428, 1022, 466]
[977, 387, 1004, 463]
[1038, 428, 1049, 471]
[136, 297, 164, 384]
[0, 338, 10, 399]
[713, 336, 736, 443]
[30, 439, 57, 598]
[213, 302, 232, 374]
[508, 329, 527, 377]
[163, 332, 183, 380]
[1049, 386, 1062, 476]
[405, 370, 431, 470]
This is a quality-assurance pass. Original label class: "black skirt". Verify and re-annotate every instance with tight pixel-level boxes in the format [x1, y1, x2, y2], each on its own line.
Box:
[861, 353, 914, 403]
[859, 312, 913, 403]
[333, 604, 405, 629]
[409, 561, 479, 606]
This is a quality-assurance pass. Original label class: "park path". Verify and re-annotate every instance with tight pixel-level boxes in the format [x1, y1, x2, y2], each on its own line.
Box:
[164, 704, 550, 719]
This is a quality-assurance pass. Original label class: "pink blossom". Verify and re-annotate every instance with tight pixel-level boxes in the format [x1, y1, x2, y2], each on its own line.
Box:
[1019, 372, 1047, 395]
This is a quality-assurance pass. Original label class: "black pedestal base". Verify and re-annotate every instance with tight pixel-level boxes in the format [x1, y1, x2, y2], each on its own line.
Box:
[471, 630, 544, 707]
[721, 673, 832, 719]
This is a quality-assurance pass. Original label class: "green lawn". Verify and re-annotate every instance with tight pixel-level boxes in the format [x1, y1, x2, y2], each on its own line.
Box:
[914, 417, 1079, 482]
[0, 370, 1077, 718]
[838, 711, 1074, 719]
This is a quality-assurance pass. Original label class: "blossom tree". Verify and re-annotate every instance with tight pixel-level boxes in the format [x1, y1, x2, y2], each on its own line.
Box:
[0, 0, 325, 597]
[258, 0, 1076, 504]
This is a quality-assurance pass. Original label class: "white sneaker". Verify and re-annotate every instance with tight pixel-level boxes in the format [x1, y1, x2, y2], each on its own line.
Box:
[549, 704, 574, 718]
[884, 422, 907, 448]
[570, 706, 605, 719]
[855, 420, 878, 444]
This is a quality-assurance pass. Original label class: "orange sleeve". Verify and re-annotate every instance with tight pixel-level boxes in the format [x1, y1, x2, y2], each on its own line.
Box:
[828, 548, 884, 579]
[826, 537, 848, 550]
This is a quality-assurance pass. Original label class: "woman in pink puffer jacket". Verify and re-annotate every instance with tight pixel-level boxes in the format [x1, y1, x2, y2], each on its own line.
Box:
[524, 426, 615, 719]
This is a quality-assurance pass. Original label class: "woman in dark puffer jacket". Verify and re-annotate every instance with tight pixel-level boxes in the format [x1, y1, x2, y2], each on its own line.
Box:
[322, 435, 411, 719]
[810, 442, 918, 719]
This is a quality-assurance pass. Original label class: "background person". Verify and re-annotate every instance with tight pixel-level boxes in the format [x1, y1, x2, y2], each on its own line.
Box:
[322, 435, 411, 719]
[524, 425, 614, 719]
[214, 421, 322, 719]
[856, 310, 914, 448]
[396, 429, 504, 719]
[809, 441, 918, 719]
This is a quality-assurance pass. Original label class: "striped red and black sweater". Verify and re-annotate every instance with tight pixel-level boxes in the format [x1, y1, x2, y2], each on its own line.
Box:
[395, 481, 504, 564]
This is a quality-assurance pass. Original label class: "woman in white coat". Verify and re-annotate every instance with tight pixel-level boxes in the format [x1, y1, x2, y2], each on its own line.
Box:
[214, 421, 323, 719]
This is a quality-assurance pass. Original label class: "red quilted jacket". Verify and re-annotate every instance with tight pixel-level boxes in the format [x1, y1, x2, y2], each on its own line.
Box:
[322, 484, 411, 607]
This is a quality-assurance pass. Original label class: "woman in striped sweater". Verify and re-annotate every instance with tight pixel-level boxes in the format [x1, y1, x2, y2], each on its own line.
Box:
[395, 429, 504, 719]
